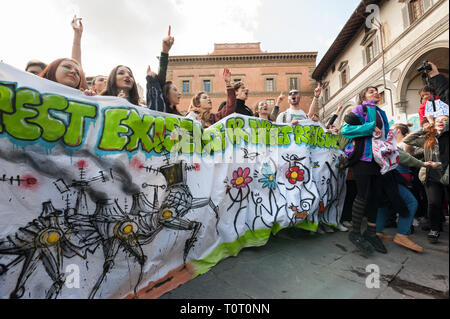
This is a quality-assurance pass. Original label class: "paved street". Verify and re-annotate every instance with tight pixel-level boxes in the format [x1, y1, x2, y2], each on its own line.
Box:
[160, 221, 449, 299]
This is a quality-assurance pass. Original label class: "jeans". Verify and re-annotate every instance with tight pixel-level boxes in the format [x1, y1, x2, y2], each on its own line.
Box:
[376, 184, 418, 235]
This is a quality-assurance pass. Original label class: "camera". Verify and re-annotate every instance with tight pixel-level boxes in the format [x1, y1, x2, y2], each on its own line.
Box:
[417, 60, 432, 72]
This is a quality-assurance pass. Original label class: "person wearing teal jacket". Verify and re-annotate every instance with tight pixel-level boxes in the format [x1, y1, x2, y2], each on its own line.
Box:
[340, 86, 404, 256]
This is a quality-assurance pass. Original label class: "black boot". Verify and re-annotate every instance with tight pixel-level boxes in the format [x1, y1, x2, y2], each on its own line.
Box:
[363, 231, 387, 254]
[349, 232, 374, 256]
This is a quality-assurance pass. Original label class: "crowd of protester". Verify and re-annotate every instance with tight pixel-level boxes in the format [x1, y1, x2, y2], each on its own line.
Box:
[13, 16, 450, 255]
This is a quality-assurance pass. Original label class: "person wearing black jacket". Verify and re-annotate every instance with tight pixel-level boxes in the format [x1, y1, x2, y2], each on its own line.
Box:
[427, 61, 449, 106]
[146, 26, 174, 113]
[233, 82, 253, 116]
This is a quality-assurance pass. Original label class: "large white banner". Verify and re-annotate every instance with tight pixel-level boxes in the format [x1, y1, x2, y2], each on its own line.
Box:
[0, 63, 346, 299]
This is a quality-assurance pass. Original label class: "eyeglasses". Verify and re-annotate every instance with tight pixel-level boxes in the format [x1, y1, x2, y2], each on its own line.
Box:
[288, 91, 299, 96]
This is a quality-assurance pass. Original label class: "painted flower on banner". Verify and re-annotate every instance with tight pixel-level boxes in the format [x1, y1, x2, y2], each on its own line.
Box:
[258, 173, 277, 190]
[285, 166, 305, 185]
[231, 167, 253, 189]
[258, 163, 277, 190]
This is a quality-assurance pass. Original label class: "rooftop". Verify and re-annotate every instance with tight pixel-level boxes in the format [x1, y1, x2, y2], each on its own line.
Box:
[211, 43, 263, 55]
[312, 0, 381, 80]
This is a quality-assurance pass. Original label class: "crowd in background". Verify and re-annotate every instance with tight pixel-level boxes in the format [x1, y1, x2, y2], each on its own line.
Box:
[14, 16, 450, 255]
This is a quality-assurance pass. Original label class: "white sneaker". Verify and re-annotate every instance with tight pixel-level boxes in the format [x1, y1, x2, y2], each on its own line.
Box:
[337, 224, 349, 232]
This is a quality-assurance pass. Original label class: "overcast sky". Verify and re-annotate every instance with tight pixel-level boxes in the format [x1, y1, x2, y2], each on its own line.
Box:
[1, 0, 360, 88]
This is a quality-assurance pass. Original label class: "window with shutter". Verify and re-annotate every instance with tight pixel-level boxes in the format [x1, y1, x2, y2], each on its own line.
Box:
[265, 78, 274, 92]
[341, 69, 348, 87]
[410, 0, 424, 23]
[203, 80, 211, 93]
[182, 80, 190, 93]
[379, 91, 386, 105]
[289, 78, 299, 90]
[366, 42, 375, 63]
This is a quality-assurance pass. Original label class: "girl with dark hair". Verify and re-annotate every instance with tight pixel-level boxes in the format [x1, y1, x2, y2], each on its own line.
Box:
[100, 65, 140, 106]
[404, 115, 449, 243]
[40, 58, 88, 91]
[185, 69, 236, 127]
[253, 100, 270, 120]
[163, 81, 182, 115]
[253, 95, 281, 121]
[341, 86, 408, 255]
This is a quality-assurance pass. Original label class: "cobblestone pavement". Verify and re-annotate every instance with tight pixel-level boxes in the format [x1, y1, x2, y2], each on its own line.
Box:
[160, 220, 449, 299]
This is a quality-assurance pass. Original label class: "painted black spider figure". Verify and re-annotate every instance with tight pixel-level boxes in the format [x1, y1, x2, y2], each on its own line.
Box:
[86, 198, 149, 299]
[75, 161, 219, 299]
[0, 201, 87, 299]
[157, 161, 220, 264]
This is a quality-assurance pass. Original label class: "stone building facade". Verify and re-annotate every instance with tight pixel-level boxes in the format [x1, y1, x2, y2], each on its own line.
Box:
[312, 0, 449, 130]
[166, 43, 318, 115]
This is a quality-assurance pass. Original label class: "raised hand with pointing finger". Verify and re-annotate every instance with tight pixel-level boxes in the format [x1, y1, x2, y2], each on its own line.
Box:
[162, 26, 175, 54]
[71, 15, 83, 36]
[147, 65, 158, 79]
[314, 82, 322, 98]
[71, 15, 83, 65]
[146, 26, 173, 112]
[277, 92, 286, 106]
[223, 68, 231, 85]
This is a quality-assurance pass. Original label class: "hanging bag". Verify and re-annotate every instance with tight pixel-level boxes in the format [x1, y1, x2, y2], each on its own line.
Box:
[372, 128, 400, 175]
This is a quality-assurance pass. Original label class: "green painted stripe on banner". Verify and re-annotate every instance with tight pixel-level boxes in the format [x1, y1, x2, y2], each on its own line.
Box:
[295, 219, 319, 232]
[190, 221, 318, 277]
[190, 228, 271, 277]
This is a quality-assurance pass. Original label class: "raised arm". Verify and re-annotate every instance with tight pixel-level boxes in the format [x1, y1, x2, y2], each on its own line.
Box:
[270, 92, 285, 121]
[71, 15, 83, 65]
[308, 83, 321, 118]
[403, 129, 426, 148]
[326, 103, 343, 129]
[211, 68, 236, 123]
[146, 26, 174, 112]
[159, 26, 174, 86]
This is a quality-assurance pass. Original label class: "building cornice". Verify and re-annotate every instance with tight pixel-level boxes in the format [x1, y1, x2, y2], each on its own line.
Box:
[168, 52, 318, 64]
[180, 90, 315, 99]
